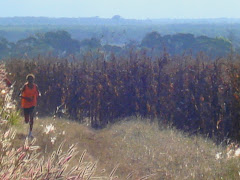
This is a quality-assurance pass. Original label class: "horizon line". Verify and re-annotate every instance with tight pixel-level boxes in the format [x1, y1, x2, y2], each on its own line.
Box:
[1, 16, 240, 20]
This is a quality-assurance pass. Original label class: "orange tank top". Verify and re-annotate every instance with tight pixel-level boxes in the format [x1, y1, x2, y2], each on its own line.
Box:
[21, 83, 38, 108]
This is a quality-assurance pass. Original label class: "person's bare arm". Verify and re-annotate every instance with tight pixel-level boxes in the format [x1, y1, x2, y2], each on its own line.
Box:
[36, 84, 41, 97]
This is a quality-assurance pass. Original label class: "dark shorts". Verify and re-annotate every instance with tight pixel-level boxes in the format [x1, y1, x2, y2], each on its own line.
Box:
[23, 106, 35, 116]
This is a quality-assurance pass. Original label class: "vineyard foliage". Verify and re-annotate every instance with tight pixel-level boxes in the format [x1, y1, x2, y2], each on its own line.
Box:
[5, 51, 240, 140]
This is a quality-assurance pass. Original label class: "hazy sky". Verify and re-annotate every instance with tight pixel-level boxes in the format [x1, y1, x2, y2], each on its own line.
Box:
[0, 0, 239, 19]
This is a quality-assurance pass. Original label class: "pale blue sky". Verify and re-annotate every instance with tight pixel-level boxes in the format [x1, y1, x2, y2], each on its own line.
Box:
[0, 0, 239, 19]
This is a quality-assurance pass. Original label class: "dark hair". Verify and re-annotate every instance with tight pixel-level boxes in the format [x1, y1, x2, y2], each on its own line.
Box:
[26, 74, 35, 80]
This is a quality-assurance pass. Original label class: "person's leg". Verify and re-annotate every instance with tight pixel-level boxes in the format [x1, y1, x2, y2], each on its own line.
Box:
[28, 107, 35, 137]
[23, 108, 30, 124]
[29, 113, 34, 132]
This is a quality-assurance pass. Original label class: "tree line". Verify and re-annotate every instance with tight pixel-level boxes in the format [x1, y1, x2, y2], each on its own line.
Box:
[141, 31, 232, 58]
[0, 30, 234, 59]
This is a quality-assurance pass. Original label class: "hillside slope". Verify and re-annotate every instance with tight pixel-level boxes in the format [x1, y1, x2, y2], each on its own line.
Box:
[13, 116, 240, 180]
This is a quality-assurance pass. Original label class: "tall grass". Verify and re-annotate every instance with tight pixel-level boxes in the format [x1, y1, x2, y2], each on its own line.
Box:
[5, 52, 240, 140]
[0, 125, 116, 179]
[0, 63, 20, 126]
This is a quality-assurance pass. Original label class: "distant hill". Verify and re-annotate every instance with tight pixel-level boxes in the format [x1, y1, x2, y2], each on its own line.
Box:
[0, 17, 240, 26]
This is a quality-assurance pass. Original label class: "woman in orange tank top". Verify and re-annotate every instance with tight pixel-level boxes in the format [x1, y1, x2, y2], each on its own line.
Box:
[19, 74, 41, 138]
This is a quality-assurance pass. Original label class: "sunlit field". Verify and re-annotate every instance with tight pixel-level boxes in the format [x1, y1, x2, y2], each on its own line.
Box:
[6, 116, 240, 179]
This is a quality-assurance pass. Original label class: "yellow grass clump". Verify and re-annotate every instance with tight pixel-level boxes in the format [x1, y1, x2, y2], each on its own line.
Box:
[11, 116, 240, 180]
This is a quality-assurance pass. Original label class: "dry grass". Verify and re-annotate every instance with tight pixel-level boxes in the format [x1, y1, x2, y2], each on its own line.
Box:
[12, 116, 240, 180]
[0, 121, 109, 179]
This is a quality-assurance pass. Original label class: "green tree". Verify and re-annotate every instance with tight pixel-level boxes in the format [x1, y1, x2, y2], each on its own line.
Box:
[43, 30, 80, 54]
[80, 37, 101, 49]
[141, 31, 162, 48]
[194, 36, 232, 57]
[0, 38, 13, 58]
